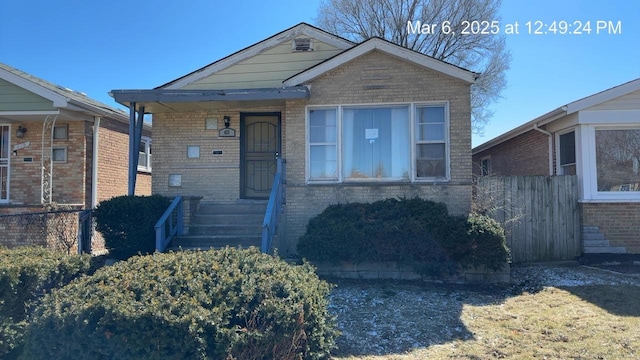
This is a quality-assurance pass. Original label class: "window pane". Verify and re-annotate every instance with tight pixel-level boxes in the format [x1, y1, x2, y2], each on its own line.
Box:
[596, 129, 640, 191]
[53, 125, 68, 140]
[416, 143, 445, 178]
[559, 131, 576, 166]
[310, 145, 337, 179]
[309, 109, 337, 143]
[417, 123, 445, 141]
[52, 148, 66, 162]
[343, 107, 410, 179]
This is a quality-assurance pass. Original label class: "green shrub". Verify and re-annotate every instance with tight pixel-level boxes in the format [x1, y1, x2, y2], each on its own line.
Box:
[94, 195, 171, 259]
[460, 214, 510, 271]
[0, 247, 94, 357]
[23, 247, 338, 360]
[297, 198, 509, 276]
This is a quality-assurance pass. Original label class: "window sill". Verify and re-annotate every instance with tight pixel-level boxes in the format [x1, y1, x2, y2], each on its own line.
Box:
[137, 168, 152, 174]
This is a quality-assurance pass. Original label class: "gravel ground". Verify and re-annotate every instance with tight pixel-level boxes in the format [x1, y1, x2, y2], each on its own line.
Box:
[327, 263, 640, 357]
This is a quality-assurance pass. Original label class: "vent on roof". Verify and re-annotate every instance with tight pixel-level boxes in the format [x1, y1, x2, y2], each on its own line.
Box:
[292, 38, 313, 52]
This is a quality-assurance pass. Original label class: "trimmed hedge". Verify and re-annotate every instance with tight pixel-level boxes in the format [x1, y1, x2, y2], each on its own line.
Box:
[0, 247, 94, 357]
[297, 198, 509, 276]
[23, 247, 338, 360]
[94, 195, 171, 259]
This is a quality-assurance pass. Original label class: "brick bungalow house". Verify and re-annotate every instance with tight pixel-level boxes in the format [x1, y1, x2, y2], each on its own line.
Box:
[473, 78, 640, 254]
[112, 23, 476, 255]
[0, 62, 151, 250]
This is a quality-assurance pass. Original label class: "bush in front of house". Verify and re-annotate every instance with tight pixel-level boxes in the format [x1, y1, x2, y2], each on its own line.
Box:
[296, 198, 509, 276]
[94, 195, 171, 260]
[0, 247, 94, 358]
[22, 247, 338, 360]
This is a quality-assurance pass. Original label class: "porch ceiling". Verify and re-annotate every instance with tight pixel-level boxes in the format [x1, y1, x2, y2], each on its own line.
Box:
[110, 86, 309, 113]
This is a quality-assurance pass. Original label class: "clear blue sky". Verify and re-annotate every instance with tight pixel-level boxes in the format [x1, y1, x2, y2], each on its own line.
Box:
[1, 0, 639, 147]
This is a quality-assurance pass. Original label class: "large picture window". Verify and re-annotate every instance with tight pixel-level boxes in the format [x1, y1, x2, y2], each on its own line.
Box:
[343, 106, 410, 180]
[307, 103, 448, 182]
[595, 128, 640, 191]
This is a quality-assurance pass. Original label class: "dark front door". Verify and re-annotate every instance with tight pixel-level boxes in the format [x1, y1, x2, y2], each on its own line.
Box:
[240, 113, 281, 199]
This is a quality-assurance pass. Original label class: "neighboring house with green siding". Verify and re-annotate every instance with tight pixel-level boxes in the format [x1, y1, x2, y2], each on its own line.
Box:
[112, 23, 476, 255]
[0, 62, 151, 250]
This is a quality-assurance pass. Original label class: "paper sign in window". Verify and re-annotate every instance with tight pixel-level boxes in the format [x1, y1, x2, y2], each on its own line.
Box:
[365, 128, 379, 140]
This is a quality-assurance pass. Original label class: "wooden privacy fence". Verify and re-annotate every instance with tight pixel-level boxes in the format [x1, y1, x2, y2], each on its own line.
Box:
[475, 176, 581, 263]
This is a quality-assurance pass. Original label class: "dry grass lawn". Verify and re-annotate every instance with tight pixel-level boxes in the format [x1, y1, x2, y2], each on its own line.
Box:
[330, 265, 640, 359]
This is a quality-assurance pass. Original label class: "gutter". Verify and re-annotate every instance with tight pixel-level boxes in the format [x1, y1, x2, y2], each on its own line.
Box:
[473, 106, 568, 155]
[533, 124, 553, 175]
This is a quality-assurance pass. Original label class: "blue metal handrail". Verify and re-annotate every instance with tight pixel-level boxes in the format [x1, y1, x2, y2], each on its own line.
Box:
[261, 157, 285, 253]
[154, 196, 184, 252]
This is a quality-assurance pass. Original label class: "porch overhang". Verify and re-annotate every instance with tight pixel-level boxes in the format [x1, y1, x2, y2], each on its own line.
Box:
[110, 86, 310, 112]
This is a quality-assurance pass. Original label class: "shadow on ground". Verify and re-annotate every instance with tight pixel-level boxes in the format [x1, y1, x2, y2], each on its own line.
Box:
[327, 279, 513, 357]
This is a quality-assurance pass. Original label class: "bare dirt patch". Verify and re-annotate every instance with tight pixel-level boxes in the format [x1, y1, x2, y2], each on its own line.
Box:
[328, 263, 640, 359]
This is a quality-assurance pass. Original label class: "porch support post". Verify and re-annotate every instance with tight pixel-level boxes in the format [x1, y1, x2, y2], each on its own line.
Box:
[128, 102, 142, 195]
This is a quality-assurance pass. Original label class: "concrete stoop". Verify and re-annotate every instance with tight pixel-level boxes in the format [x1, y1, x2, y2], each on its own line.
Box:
[169, 201, 266, 251]
[582, 226, 626, 254]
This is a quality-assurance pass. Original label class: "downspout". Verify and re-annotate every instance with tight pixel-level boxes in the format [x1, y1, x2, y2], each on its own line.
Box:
[533, 124, 553, 175]
[91, 116, 101, 208]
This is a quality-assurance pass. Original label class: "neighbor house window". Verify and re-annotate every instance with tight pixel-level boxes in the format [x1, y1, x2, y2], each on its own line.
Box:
[52, 147, 67, 162]
[53, 124, 68, 140]
[480, 157, 491, 176]
[416, 105, 447, 179]
[559, 131, 576, 175]
[307, 103, 448, 182]
[138, 137, 152, 172]
[308, 109, 338, 180]
[595, 128, 640, 191]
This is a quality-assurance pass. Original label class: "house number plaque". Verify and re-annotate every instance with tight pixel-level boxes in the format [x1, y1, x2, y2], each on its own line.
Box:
[219, 128, 236, 137]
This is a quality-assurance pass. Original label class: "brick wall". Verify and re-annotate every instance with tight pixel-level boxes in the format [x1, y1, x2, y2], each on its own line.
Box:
[152, 106, 284, 203]
[472, 128, 550, 177]
[282, 50, 473, 254]
[95, 117, 151, 203]
[582, 202, 640, 253]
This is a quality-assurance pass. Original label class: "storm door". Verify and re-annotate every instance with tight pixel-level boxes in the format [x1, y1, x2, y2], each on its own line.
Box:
[240, 113, 281, 199]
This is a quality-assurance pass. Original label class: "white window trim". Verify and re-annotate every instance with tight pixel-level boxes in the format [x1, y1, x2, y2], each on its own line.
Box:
[555, 128, 577, 176]
[581, 124, 640, 202]
[413, 102, 450, 182]
[305, 101, 451, 184]
[138, 136, 152, 172]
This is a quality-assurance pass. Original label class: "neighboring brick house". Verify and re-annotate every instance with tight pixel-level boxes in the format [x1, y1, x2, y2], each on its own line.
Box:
[112, 23, 475, 255]
[0, 62, 151, 250]
[473, 78, 640, 254]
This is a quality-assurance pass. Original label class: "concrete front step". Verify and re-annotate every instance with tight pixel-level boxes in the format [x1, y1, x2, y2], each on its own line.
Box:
[583, 246, 627, 254]
[170, 235, 262, 250]
[583, 240, 611, 248]
[582, 232, 605, 241]
[582, 226, 601, 234]
[197, 203, 267, 215]
[193, 213, 264, 225]
[189, 224, 263, 235]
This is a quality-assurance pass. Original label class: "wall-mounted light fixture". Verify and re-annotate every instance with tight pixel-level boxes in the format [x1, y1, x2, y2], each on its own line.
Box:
[223, 116, 231, 128]
[16, 125, 27, 138]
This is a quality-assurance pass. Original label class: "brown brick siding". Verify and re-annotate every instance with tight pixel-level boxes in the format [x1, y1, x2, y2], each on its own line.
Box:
[2, 117, 151, 253]
[582, 202, 640, 253]
[473, 129, 550, 177]
[95, 117, 151, 202]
